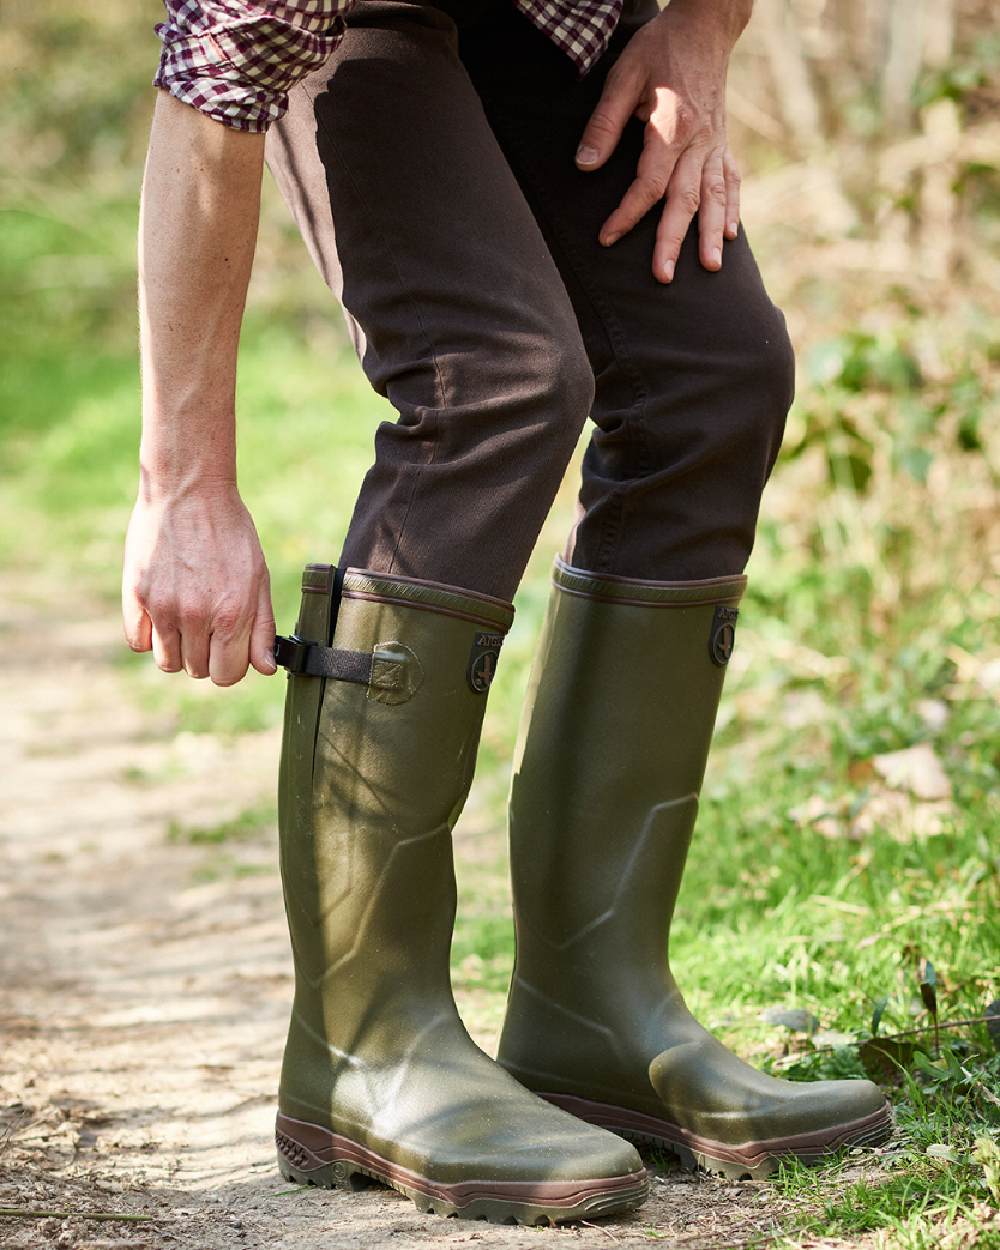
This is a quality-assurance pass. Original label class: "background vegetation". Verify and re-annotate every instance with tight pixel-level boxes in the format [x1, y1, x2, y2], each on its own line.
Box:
[2, 2, 997, 1246]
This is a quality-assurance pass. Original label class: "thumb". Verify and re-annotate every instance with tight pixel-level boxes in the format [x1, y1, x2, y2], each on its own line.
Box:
[576, 64, 641, 170]
[249, 571, 278, 676]
[122, 577, 152, 652]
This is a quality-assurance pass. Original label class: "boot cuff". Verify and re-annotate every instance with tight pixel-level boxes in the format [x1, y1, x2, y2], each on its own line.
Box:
[330, 566, 515, 631]
[552, 557, 746, 608]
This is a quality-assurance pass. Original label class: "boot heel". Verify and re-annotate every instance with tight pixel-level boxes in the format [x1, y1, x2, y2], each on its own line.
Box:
[276, 1145, 369, 1191]
[276, 1121, 371, 1191]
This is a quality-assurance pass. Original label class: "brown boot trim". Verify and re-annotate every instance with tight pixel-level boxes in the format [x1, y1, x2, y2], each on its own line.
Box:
[552, 557, 747, 609]
[275, 1112, 648, 1207]
[342, 568, 514, 632]
[539, 1094, 893, 1169]
[344, 567, 514, 611]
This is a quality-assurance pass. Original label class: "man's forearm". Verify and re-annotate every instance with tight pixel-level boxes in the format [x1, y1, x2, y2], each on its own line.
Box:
[138, 92, 265, 495]
[668, 0, 753, 45]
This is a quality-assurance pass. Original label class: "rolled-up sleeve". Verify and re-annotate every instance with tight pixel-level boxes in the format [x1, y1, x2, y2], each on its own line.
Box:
[153, 1, 351, 133]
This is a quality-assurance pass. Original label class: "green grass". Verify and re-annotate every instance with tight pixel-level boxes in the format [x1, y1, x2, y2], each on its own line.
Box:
[772, 1050, 1000, 1248]
[167, 802, 278, 846]
[2, 55, 997, 1247]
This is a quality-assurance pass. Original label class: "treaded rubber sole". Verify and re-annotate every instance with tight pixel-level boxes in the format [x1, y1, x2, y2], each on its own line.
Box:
[538, 1094, 895, 1180]
[275, 1112, 649, 1225]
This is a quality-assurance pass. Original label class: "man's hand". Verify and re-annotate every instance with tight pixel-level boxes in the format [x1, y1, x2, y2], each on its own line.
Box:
[123, 479, 276, 685]
[575, 0, 751, 284]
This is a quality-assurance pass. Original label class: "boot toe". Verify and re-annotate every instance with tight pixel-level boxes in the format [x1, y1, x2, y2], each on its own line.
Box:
[369, 1051, 645, 1186]
[649, 1037, 889, 1144]
[808, 1077, 886, 1121]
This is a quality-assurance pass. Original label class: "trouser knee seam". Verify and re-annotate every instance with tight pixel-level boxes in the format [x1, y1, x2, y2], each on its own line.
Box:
[484, 117, 653, 571]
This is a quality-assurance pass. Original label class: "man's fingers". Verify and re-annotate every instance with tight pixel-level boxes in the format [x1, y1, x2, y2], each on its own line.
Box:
[698, 147, 727, 271]
[600, 132, 677, 246]
[209, 628, 252, 688]
[179, 624, 210, 680]
[576, 63, 642, 171]
[723, 149, 741, 239]
[249, 574, 278, 677]
[151, 621, 182, 673]
[653, 148, 705, 283]
[122, 582, 152, 652]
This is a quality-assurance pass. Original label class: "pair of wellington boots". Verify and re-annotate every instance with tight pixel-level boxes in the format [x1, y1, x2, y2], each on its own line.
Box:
[272, 561, 891, 1226]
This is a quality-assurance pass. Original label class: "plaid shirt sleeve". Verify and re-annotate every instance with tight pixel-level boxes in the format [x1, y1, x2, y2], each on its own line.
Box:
[153, 1, 351, 133]
[514, 0, 621, 74]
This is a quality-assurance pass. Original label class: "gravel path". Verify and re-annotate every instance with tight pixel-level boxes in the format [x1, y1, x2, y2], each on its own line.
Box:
[0, 575, 803, 1249]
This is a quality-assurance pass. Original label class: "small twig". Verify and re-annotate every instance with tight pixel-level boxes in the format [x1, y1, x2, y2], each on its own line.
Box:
[579, 1219, 620, 1242]
[871, 1013, 999, 1044]
[0, 1108, 38, 1154]
[770, 1013, 1000, 1068]
[0, 1208, 157, 1223]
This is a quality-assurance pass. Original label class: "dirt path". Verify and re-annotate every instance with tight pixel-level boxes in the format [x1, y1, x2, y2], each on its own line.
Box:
[1, 575, 801, 1249]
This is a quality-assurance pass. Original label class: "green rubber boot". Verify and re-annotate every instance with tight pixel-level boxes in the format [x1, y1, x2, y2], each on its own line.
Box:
[273, 564, 648, 1224]
[497, 558, 892, 1180]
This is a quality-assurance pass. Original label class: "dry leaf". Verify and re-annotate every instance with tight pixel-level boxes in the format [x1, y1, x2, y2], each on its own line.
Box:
[977, 656, 1000, 696]
[813, 1029, 856, 1048]
[872, 743, 953, 801]
[847, 757, 877, 784]
[851, 788, 954, 840]
[916, 699, 949, 732]
[788, 793, 853, 839]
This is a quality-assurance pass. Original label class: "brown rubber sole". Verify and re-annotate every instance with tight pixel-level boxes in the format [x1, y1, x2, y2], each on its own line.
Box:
[275, 1112, 649, 1225]
[539, 1093, 894, 1180]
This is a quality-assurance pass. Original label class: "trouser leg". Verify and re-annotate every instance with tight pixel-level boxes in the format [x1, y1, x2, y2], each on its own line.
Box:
[265, 1, 594, 601]
[459, 4, 795, 580]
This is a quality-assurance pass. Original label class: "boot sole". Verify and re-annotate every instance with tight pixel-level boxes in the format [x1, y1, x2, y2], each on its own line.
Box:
[538, 1093, 894, 1180]
[275, 1112, 649, 1225]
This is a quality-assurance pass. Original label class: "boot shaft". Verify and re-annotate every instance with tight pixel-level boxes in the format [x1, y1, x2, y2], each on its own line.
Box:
[507, 559, 746, 996]
[499, 561, 890, 1166]
[278, 564, 514, 1054]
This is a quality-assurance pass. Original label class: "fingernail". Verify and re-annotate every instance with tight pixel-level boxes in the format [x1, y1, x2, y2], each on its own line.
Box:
[662, 259, 675, 282]
[709, 246, 722, 267]
[727, 221, 739, 236]
[265, 650, 276, 672]
[576, 144, 599, 166]
[601, 230, 621, 247]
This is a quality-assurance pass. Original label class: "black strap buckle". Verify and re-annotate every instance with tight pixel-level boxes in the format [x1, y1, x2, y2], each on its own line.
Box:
[273, 633, 378, 687]
[273, 634, 312, 675]
[273, 629, 422, 703]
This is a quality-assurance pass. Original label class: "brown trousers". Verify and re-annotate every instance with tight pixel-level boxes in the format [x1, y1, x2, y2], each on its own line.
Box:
[265, 0, 794, 601]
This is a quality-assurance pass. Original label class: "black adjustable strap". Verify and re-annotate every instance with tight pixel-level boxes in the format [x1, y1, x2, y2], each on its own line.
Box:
[273, 634, 374, 685]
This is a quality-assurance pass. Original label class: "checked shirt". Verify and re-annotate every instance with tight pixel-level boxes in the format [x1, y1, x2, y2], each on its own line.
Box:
[154, 0, 624, 132]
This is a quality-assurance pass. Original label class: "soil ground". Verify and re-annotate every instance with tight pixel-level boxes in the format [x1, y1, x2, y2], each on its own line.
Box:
[0, 575, 849, 1249]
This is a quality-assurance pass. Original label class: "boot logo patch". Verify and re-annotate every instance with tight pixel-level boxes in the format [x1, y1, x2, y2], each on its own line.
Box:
[467, 632, 503, 693]
[709, 606, 738, 667]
